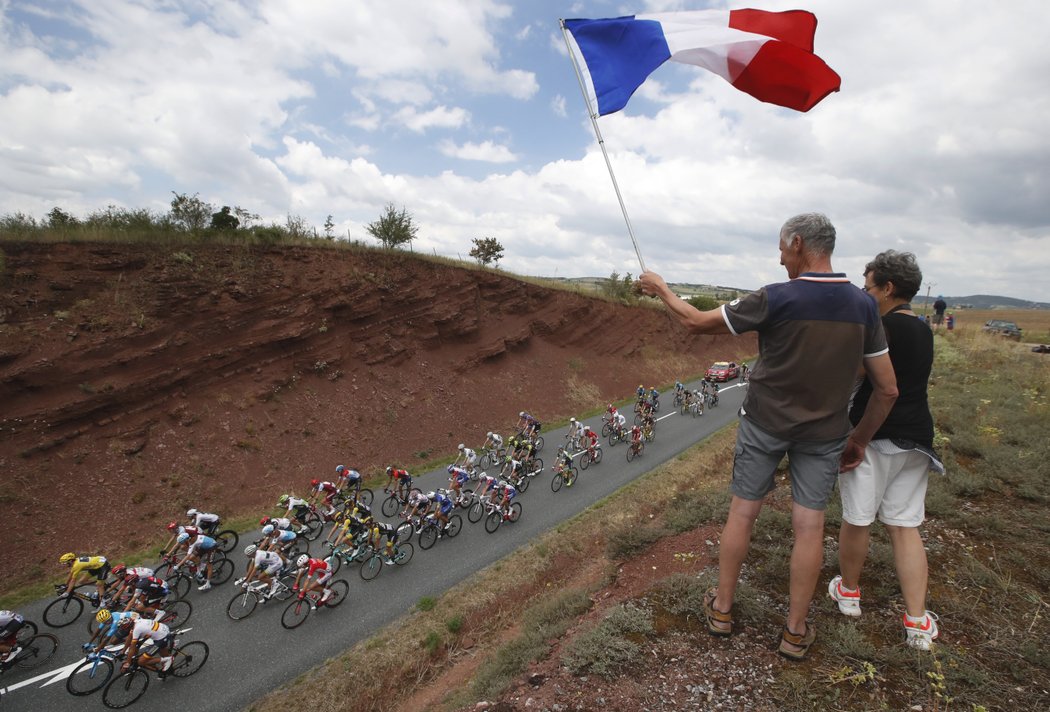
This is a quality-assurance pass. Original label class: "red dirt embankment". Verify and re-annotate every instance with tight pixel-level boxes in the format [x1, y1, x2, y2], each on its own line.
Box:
[0, 242, 752, 592]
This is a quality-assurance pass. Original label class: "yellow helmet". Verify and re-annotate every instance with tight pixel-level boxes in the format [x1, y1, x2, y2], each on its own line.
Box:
[59, 552, 76, 564]
[96, 608, 112, 624]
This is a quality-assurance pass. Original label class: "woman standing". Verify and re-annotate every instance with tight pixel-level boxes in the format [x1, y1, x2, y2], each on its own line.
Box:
[829, 250, 944, 650]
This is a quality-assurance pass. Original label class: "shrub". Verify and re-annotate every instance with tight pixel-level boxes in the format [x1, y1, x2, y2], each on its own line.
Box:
[562, 602, 654, 677]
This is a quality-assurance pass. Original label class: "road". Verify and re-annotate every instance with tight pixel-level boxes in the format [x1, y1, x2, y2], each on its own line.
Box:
[0, 378, 747, 711]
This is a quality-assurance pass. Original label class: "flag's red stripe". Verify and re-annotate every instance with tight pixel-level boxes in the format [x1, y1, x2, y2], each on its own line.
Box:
[728, 9, 817, 52]
[731, 40, 841, 112]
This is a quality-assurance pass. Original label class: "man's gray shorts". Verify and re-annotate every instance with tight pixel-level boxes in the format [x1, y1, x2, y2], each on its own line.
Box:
[731, 416, 847, 510]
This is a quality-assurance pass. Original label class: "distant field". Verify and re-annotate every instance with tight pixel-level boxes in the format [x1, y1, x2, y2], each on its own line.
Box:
[938, 308, 1050, 341]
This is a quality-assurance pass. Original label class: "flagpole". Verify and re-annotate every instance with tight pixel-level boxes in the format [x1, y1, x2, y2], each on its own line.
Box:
[560, 20, 646, 274]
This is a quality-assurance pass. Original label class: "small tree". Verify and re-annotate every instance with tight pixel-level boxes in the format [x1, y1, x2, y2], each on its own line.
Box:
[233, 206, 259, 229]
[367, 203, 417, 250]
[47, 207, 79, 228]
[324, 215, 335, 240]
[468, 237, 504, 266]
[687, 294, 719, 311]
[170, 192, 213, 232]
[210, 206, 239, 231]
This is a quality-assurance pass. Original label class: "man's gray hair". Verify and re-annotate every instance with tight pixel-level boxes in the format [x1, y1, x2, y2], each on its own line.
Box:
[865, 250, 923, 301]
[780, 213, 836, 256]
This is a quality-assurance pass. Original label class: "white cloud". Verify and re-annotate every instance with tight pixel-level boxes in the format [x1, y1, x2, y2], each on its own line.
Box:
[393, 105, 470, 133]
[437, 139, 518, 163]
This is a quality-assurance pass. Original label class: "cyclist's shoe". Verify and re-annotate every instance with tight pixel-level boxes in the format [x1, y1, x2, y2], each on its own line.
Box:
[903, 611, 940, 650]
[384, 556, 396, 566]
[89, 593, 101, 609]
[322, 541, 334, 550]
[159, 655, 174, 672]
[197, 581, 212, 592]
[2, 646, 22, 663]
[828, 576, 862, 617]
[195, 573, 206, 584]
[233, 577, 245, 587]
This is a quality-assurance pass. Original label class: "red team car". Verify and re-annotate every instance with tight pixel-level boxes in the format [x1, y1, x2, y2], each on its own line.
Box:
[705, 361, 739, 382]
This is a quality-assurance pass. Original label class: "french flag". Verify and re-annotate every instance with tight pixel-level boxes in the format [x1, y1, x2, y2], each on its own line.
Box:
[564, 9, 841, 114]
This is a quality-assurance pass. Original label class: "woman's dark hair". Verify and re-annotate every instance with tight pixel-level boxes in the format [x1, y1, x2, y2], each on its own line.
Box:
[864, 250, 922, 300]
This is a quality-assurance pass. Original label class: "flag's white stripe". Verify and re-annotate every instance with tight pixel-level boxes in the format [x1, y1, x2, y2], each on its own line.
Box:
[638, 11, 768, 82]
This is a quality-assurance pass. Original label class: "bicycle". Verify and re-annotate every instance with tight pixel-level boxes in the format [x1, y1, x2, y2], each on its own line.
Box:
[672, 390, 684, 408]
[642, 422, 655, 442]
[332, 484, 374, 509]
[478, 446, 506, 471]
[161, 554, 234, 599]
[577, 445, 603, 470]
[280, 580, 350, 629]
[325, 537, 375, 575]
[359, 542, 414, 582]
[417, 514, 463, 550]
[101, 632, 208, 709]
[226, 572, 296, 621]
[510, 464, 543, 493]
[626, 439, 645, 462]
[550, 460, 579, 491]
[607, 424, 629, 447]
[66, 644, 123, 696]
[87, 599, 192, 636]
[198, 520, 240, 554]
[484, 500, 523, 533]
[43, 584, 105, 628]
[380, 486, 422, 518]
[0, 631, 58, 673]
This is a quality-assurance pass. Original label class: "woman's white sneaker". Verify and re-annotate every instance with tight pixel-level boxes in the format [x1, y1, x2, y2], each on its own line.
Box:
[828, 575, 862, 617]
[903, 611, 940, 650]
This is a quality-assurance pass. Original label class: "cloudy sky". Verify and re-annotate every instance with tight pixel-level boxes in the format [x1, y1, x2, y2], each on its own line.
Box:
[2, 0, 1048, 302]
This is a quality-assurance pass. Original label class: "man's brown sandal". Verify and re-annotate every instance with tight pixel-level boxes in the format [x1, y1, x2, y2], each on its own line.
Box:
[777, 623, 816, 661]
[703, 588, 733, 637]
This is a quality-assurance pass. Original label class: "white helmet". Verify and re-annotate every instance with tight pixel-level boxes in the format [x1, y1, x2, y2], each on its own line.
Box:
[261, 524, 275, 535]
[519, 411, 525, 417]
[186, 508, 197, 517]
[570, 417, 576, 423]
[176, 532, 189, 544]
[244, 544, 257, 557]
[457, 443, 465, 451]
[296, 554, 310, 568]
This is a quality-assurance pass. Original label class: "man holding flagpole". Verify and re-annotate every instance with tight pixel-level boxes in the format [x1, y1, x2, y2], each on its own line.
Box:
[637, 213, 898, 659]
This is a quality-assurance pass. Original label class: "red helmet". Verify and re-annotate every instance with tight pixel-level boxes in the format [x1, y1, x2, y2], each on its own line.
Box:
[311, 479, 320, 487]
[166, 522, 178, 532]
[259, 517, 270, 526]
[111, 564, 127, 579]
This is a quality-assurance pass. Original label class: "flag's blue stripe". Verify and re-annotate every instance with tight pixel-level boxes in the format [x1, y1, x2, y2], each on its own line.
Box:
[565, 16, 671, 116]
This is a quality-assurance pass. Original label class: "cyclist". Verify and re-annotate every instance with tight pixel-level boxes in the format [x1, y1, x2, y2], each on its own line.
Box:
[641, 411, 656, 438]
[125, 575, 171, 619]
[186, 508, 221, 535]
[495, 480, 518, 519]
[518, 411, 541, 438]
[475, 472, 500, 502]
[636, 384, 646, 399]
[648, 386, 660, 409]
[604, 403, 619, 424]
[260, 523, 300, 557]
[483, 431, 503, 451]
[328, 509, 370, 554]
[292, 555, 336, 609]
[115, 615, 174, 675]
[59, 552, 110, 607]
[740, 362, 750, 382]
[456, 443, 478, 472]
[384, 466, 412, 502]
[629, 424, 644, 454]
[566, 417, 584, 449]
[499, 456, 524, 487]
[276, 493, 312, 532]
[309, 479, 340, 520]
[0, 610, 26, 663]
[160, 521, 202, 559]
[710, 381, 720, 406]
[368, 520, 402, 565]
[260, 515, 294, 532]
[447, 464, 472, 504]
[107, 564, 154, 608]
[554, 447, 575, 484]
[612, 410, 627, 438]
[174, 531, 220, 591]
[429, 490, 455, 535]
[674, 380, 685, 395]
[403, 488, 432, 522]
[582, 426, 600, 463]
[88, 608, 139, 652]
[235, 544, 287, 597]
[335, 465, 365, 500]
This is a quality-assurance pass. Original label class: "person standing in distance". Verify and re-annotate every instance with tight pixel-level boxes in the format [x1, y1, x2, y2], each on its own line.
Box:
[636, 213, 898, 660]
[932, 295, 947, 330]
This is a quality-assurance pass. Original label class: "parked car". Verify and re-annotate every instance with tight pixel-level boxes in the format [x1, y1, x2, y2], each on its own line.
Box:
[982, 319, 1023, 341]
[705, 361, 739, 382]
[1032, 344, 1050, 354]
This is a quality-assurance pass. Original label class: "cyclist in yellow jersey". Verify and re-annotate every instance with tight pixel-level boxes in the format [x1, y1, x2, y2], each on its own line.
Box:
[59, 552, 111, 607]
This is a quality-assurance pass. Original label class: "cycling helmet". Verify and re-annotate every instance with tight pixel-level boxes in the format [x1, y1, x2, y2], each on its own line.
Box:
[186, 508, 198, 517]
[261, 525, 275, 536]
[244, 544, 258, 557]
[59, 552, 76, 564]
[277, 494, 289, 506]
[486, 431, 494, 438]
[519, 411, 525, 417]
[111, 564, 127, 579]
[570, 417, 576, 423]
[259, 517, 270, 527]
[447, 464, 455, 474]
[176, 532, 190, 544]
[426, 491, 436, 499]
[386, 466, 393, 475]
[311, 479, 320, 488]
[116, 613, 138, 628]
[296, 554, 310, 568]
[335, 464, 346, 475]
[96, 608, 112, 624]
[166, 521, 179, 532]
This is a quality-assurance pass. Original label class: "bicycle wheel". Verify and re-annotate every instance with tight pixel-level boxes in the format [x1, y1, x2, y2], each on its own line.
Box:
[394, 542, 414, 565]
[281, 598, 312, 629]
[457, 488, 474, 509]
[601, 422, 612, 437]
[325, 580, 350, 608]
[208, 557, 234, 585]
[301, 512, 324, 541]
[533, 436, 544, 451]
[67, 655, 115, 696]
[516, 474, 530, 493]
[151, 562, 173, 580]
[626, 444, 637, 462]
[593, 448, 603, 464]
[634, 413, 644, 426]
[533, 457, 543, 471]
[644, 428, 655, 442]
[508, 502, 523, 522]
[272, 574, 296, 601]
[380, 494, 400, 518]
[159, 599, 192, 629]
[102, 669, 149, 709]
[214, 529, 239, 553]
[578, 453, 589, 471]
[418, 524, 438, 550]
[360, 555, 382, 581]
[467, 501, 484, 524]
[327, 551, 343, 575]
[484, 511, 502, 534]
[566, 467, 578, 487]
[479, 453, 491, 470]
[170, 640, 209, 677]
[446, 514, 463, 538]
[43, 595, 83, 628]
[226, 590, 259, 620]
[551, 473, 564, 492]
[608, 431, 619, 447]
[357, 488, 374, 507]
[14, 633, 58, 668]
[166, 572, 191, 600]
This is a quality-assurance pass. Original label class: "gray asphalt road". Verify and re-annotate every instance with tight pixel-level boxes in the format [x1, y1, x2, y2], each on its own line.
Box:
[0, 378, 746, 711]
